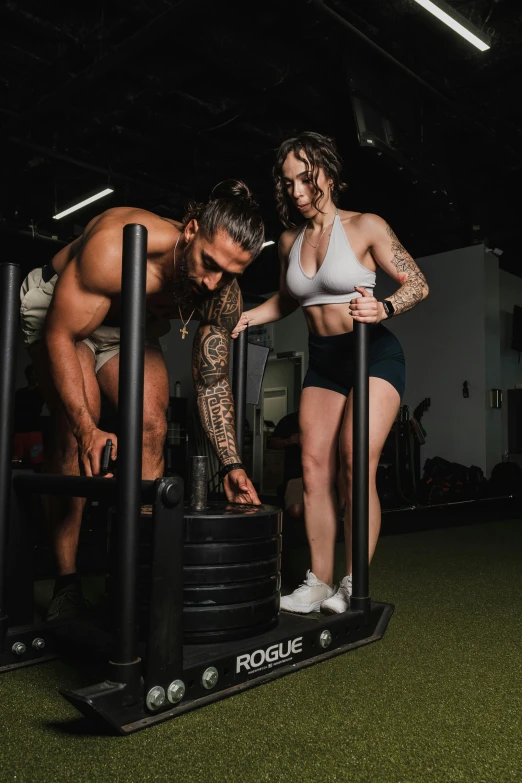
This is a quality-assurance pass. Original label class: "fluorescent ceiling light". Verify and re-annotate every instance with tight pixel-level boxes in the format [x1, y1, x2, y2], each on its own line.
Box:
[262, 240, 275, 248]
[413, 0, 490, 51]
[53, 188, 114, 219]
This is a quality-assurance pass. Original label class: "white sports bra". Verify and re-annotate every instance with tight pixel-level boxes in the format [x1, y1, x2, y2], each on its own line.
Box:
[285, 212, 376, 307]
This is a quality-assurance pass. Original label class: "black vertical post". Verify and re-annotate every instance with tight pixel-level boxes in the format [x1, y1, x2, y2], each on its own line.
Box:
[0, 263, 21, 645]
[144, 476, 184, 696]
[351, 321, 370, 615]
[232, 328, 248, 460]
[109, 225, 147, 693]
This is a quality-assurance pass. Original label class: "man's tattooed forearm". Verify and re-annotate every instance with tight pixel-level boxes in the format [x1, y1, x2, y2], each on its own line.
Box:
[193, 325, 240, 465]
[196, 381, 239, 464]
[385, 223, 428, 314]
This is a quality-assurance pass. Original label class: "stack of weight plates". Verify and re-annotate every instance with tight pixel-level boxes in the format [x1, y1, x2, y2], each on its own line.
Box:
[138, 503, 282, 644]
[183, 503, 281, 643]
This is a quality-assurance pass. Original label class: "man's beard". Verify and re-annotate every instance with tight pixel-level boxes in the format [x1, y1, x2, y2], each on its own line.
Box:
[172, 249, 214, 306]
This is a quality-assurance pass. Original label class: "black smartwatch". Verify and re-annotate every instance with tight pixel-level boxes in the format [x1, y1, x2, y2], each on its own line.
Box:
[382, 299, 395, 319]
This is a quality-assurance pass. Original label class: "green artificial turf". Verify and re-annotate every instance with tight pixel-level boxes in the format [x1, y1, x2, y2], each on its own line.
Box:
[1, 519, 521, 783]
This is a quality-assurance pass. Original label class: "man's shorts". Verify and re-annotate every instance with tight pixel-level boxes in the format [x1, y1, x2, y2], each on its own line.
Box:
[20, 266, 171, 374]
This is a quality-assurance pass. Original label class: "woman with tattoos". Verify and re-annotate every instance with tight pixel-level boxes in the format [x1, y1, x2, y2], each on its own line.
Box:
[232, 131, 429, 614]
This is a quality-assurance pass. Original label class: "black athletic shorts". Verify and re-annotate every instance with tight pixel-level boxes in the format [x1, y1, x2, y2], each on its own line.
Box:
[303, 324, 405, 399]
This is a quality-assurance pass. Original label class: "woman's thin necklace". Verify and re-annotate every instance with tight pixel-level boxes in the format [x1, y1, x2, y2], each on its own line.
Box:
[304, 210, 338, 249]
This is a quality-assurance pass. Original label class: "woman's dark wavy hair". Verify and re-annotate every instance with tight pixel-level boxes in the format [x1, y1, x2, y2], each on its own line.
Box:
[183, 179, 265, 260]
[273, 131, 348, 228]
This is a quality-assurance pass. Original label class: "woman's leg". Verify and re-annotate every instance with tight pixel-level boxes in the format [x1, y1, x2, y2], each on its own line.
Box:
[299, 386, 347, 586]
[339, 377, 400, 574]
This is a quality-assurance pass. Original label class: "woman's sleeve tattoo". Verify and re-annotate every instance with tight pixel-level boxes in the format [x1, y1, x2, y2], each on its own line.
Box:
[385, 224, 429, 315]
[192, 281, 242, 466]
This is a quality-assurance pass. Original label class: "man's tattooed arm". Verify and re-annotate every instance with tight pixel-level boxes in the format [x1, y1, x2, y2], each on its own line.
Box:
[364, 214, 429, 316]
[192, 280, 242, 466]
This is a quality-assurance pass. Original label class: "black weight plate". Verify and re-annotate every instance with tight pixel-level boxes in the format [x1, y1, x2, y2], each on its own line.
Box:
[182, 593, 280, 632]
[183, 511, 281, 543]
[183, 574, 280, 606]
[139, 503, 281, 541]
[137, 556, 281, 589]
[184, 502, 280, 520]
[183, 556, 281, 585]
[184, 617, 279, 644]
[184, 536, 281, 566]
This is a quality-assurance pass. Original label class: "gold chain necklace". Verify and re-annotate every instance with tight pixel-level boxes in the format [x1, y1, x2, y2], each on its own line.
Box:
[173, 232, 195, 339]
[303, 210, 338, 249]
[178, 305, 195, 339]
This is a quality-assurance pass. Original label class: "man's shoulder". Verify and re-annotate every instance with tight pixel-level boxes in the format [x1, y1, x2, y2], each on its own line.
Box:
[76, 208, 178, 289]
[85, 207, 176, 244]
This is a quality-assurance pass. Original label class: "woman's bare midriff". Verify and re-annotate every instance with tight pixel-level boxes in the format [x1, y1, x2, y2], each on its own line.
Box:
[303, 302, 358, 337]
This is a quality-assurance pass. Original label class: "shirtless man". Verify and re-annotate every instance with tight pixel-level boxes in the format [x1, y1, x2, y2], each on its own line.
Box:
[19, 180, 264, 620]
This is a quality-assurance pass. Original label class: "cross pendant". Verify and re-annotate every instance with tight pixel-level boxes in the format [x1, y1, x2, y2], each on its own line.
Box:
[180, 326, 188, 339]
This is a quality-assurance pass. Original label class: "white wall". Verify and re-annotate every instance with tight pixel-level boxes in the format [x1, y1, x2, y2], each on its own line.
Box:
[484, 254, 502, 471]
[499, 270, 522, 453]
[377, 244, 506, 473]
[270, 244, 506, 475]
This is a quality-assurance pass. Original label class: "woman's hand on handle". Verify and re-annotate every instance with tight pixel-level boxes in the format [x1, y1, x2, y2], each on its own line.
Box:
[230, 293, 299, 340]
[231, 312, 250, 339]
[350, 287, 385, 324]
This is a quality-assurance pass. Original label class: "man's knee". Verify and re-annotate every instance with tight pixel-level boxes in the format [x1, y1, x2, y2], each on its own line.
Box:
[142, 410, 167, 450]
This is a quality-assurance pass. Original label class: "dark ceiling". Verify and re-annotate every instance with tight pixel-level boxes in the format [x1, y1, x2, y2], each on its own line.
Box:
[1, 0, 521, 292]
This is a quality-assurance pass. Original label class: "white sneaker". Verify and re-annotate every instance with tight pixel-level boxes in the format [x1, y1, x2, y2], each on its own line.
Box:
[280, 570, 335, 614]
[321, 574, 352, 614]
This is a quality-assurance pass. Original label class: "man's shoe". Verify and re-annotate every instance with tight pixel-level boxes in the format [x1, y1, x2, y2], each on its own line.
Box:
[46, 582, 87, 622]
[321, 574, 352, 614]
[280, 570, 335, 614]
